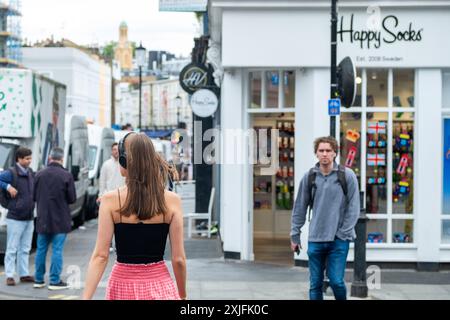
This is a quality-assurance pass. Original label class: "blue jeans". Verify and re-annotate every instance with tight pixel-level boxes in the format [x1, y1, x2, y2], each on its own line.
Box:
[34, 234, 67, 284]
[307, 238, 350, 300]
[5, 219, 34, 278]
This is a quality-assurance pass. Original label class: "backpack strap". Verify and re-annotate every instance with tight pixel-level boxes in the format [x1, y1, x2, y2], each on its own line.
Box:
[9, 167, 18, 189]
[337, 165, 348, 198]
[307, 168, 317, 222]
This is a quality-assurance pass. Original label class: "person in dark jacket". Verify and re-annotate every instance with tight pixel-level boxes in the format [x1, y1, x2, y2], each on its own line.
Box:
[33, 147, 76, 290]
[0, 147, 35, 286]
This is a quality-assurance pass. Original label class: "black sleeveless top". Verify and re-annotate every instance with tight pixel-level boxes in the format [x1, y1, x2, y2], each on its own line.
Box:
[114, 190, 170, 264]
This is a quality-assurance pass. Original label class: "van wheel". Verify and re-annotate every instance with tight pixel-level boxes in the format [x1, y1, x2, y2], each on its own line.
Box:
[85, 194, 99, 221]
[73, 208, 85, 229]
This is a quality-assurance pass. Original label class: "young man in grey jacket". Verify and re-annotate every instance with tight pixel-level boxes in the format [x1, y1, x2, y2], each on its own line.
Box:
[290, 136, 360, 300]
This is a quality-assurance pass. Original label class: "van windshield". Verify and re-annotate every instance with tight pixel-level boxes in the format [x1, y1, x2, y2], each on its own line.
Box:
[88, 146, 97, 170]
[0, 143, 16, 170]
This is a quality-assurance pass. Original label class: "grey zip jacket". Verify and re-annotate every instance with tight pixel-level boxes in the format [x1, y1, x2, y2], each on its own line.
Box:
[290, 162, 360, 245]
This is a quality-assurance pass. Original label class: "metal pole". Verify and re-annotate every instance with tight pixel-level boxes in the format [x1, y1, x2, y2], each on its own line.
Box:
[330, 0, 338, 138]
[351, 191, 369, 298]
[138, 66, 142, 130]
[322, 0, 339, 294]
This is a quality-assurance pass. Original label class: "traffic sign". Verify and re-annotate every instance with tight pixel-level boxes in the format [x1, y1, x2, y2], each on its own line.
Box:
[328, 99, 341, 116]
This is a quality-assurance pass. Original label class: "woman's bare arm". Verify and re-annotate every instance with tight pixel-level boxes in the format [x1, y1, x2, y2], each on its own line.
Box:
[82, 193, 115, 300]
[168, 193, 187, 299]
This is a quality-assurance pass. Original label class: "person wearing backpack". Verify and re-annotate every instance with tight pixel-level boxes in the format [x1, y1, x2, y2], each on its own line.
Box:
[0, 147, 36, 286]
[290, 136, 360, 300]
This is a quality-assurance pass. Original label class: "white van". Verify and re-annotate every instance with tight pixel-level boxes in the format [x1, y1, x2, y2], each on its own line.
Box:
[64, 114, 90, 228]
[85, 125, 115, 219]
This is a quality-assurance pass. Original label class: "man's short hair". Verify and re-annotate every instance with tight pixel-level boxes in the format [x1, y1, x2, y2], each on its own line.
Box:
[49, 147, 64, 161]
[112, 142, 119, 149]
[314, 136, 339, 155]
[15, 147, 32, 161]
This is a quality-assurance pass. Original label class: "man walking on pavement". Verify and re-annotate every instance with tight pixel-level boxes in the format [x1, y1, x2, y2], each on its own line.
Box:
[0, 147, 36, 286]
[98, 142, 125, 252]
[98, 143, 126, 199]
[33, 147, 76, 290]
[290, 136, 360, 300]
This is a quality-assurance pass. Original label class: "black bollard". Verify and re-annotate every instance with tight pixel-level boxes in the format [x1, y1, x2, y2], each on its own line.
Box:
[351, 191, 369, 298]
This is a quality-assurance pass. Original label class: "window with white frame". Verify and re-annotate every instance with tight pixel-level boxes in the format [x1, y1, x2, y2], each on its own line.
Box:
[339, 68, 415, 245]
[249, 70, 296, 110]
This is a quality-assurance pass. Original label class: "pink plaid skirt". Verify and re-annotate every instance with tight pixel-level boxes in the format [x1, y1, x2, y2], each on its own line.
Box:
[105, 261, 181, 300]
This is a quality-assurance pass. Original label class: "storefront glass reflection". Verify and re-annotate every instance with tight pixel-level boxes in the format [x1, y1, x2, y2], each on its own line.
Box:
[366, 113, 388, 214]
[393, 69, 415, 107]
[367, 69, 388, 107]
[393, 113, 415, 214]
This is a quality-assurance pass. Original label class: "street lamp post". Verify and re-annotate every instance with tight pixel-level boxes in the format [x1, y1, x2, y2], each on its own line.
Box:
[135, 42, 147, 130]
[351, 191, 369, 298]
[175, 94, 182, 128]
[330, 0, 338, 138]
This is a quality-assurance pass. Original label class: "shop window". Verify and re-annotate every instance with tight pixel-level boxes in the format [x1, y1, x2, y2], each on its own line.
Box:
[366, 113, 388, 214]
[393, 113, 414, 214]
[443, 119, 450, 243]
[442, 220, 450, 244]
[341, 68, 415, 244]
[367, 69, 388, 107]
[444, 119, 450, 216]
[284, 71, 296, 108]
[250, 72, 262, 108]
[392, 219, 414, 243]
[393, 69, 415, 107]
[266, 71, 279, 108]
[367, 219, 387, 243]
[248, 70, 296, 110]
[339, 113, 362, 186]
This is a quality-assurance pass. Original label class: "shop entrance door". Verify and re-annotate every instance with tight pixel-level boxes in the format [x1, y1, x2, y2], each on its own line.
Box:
[251, 113, 295, 265]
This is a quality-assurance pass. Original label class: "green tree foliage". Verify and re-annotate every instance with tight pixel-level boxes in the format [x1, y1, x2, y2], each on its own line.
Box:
[102, 41, 117, 61]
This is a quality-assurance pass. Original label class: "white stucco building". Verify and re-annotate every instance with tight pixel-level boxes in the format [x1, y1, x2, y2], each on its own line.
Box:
[22, 46, 113, 127]
[210, 0, 450, 270]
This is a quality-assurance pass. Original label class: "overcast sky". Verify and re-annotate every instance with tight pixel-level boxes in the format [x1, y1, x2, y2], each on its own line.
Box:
[21, 0, 200, 57]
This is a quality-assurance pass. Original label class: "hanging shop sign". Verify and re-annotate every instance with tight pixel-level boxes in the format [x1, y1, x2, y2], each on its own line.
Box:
[179, 63, 210, 95]
[190, 89, 218, 118]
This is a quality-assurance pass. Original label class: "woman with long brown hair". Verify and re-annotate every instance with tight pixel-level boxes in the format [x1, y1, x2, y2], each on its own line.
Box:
[82, 132, 186, 300]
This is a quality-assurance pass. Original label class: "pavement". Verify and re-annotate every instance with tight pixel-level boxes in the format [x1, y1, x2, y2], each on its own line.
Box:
[0, 219, 450, 300]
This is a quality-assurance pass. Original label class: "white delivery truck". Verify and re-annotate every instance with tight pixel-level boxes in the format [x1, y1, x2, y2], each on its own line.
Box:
[0, 69, 88, 262]
[85, 124, 115, 220]
[0, 68, 66, 261]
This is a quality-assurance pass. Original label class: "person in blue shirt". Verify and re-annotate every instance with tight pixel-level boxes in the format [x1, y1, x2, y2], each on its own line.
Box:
[0, 147, 36, 286]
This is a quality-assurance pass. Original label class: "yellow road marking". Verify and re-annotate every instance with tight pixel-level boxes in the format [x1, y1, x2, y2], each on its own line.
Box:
[62, 295, 79, 300]
[49, 294, 66, 299]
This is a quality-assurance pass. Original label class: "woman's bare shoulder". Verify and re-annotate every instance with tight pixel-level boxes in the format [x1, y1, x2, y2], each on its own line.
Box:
[165, 190, 181, 203]
[100, 188, 126, 206]
[101, 190, 117, 202]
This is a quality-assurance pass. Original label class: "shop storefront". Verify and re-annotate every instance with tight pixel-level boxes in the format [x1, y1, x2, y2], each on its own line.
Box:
[211, 0, 450, 268]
